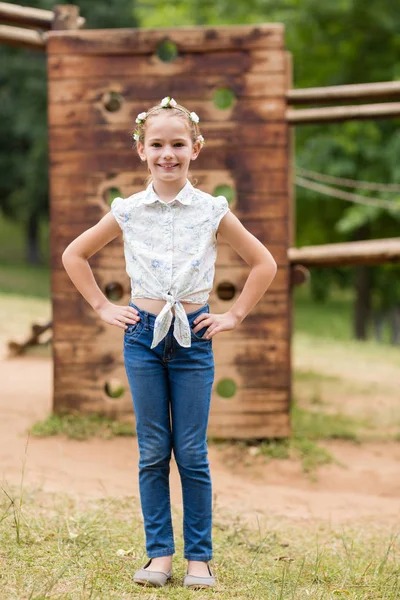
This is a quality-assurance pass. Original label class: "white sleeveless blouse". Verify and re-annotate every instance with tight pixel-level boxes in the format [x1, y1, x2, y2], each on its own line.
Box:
[110, 179, 230, 349]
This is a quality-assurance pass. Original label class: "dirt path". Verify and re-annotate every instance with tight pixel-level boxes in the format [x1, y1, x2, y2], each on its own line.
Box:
[2, 355, 400, 527]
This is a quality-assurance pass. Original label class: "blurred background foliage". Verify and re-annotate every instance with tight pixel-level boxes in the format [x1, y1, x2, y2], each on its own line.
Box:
[0, 0, 399, 343]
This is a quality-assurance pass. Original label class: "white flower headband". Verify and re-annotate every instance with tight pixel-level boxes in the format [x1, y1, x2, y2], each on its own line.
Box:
[133, 96, 205, 145]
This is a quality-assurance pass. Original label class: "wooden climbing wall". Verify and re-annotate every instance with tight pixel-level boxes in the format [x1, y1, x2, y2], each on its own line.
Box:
[47, 24, 292, 438]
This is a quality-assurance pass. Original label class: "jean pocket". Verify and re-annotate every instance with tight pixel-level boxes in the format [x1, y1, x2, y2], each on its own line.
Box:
[124, 319, 144, 344]
[190, 320, 212, 342]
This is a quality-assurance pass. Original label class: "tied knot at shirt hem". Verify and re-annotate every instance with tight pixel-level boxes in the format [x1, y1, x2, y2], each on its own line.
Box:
[150, 293, 192, 349]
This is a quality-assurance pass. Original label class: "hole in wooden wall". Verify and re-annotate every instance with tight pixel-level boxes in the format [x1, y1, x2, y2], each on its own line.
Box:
[213, 184, 235, 205]
[213, 88, 236, 110]
[216, 378, 236, 399]
[156, 39, 178, 62]
[102, 91, 123, 112]
[105, 282, 124, 301]
[104, 187, 122, 206]
[105, 378, 125, 399]
[216, 281, 236, 300]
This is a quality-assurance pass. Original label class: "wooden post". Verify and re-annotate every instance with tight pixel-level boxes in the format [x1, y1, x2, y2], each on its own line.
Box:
[287, 102, 400, 124]
[0, 24, 45, 49]
[0, 2, 85, 30]
[287, 81, 400, 105]
[288, 238, 400, 267]
[52, 5, 82, 31]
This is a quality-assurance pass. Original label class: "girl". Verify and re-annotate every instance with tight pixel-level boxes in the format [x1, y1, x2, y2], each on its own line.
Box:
[62, 96, 277, 589]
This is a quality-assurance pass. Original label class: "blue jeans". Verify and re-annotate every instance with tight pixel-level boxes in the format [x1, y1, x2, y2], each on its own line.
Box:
[123, 301, 215, 561]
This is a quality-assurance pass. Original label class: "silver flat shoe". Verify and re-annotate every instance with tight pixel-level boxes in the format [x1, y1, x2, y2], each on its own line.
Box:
[133, 558, 172, 587]
[183, 563, 216, 588]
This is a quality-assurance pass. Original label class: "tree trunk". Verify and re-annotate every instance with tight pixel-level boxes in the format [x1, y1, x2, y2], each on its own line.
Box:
[26, 213, 41, 264]
[353, 225, 371, 340]
[354, 265, 371, 340]
[390, 306, 400, 345]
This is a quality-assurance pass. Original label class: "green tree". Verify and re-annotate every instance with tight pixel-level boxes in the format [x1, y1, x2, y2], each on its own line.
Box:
[0, 0, 138, 263]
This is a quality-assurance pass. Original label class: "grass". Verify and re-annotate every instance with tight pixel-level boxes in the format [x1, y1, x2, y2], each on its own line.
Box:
[256, 404, 363, 475]
[1, 484, 400, 599]
[29, 412, 136, 441]
[0, 213, 50, 298]
[0, 213, 50, 265]
[0, 261, 50, 298]
[28, 404, 362, 475]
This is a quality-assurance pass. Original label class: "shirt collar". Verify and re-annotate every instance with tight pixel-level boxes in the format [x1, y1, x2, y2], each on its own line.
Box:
[141, 180, 194, 206]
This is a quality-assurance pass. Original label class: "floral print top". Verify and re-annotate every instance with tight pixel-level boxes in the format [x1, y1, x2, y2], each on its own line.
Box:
[110, 179, 230, 349]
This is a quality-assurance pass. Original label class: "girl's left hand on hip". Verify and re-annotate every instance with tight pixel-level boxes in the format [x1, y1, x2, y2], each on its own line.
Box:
[192, 311, 240, 339]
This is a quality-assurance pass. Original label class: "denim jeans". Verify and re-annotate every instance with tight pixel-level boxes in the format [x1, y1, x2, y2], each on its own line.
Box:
[123, 301, 215, 561]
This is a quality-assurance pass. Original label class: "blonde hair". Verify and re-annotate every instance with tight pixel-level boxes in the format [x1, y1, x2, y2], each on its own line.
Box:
[132, 101, 203, 146]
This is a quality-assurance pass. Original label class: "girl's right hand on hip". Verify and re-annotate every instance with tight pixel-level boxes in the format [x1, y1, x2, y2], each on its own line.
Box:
[97, 302, 140, 330]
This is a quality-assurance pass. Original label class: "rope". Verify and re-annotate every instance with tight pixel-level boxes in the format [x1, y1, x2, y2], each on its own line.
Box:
[295, 176, 400, 212]
[296, 167, 400, 192]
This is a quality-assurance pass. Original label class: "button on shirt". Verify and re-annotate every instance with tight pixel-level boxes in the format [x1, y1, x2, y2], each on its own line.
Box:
[110, 179, 230, 349]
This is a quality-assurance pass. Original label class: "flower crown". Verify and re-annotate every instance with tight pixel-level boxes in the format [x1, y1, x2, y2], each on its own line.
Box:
[133, 96, 205, 146]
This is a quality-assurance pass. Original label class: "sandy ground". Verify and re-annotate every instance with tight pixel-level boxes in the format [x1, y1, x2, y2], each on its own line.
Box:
[2, 351, 400, 528]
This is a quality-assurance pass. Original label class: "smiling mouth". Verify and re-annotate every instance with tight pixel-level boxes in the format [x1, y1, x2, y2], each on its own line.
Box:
[158, 164, 179, 170]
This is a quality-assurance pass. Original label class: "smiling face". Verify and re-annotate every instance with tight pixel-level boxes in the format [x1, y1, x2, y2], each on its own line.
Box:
[137, 113, 201, 186]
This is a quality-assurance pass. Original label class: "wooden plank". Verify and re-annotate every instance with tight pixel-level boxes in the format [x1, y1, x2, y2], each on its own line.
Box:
[47, 50, 286, 82]
[210, 389, 289, 414]
[51, 290, 289, 348]
[53, 233, 287, 273]
[52, 302, 289, 342]
[217, 242, 287, 267]
[47, 74, 287, 105]
[52, 218, 287, 276]
[48, 122, 287, 152]
[213, 263, 289, 293]
[48, 148, 287, 176]
[53, 385, 290, 438]
[214, 338, 289, 367]
[47, 73, 287, 99]
[208, 412, 290, 427]
[210, 291, 289, 318]
[52, 267, 288, 307]
[0, 2, 54, 29]
[49, 169, 289, 198]
[214, 364, 288, 389]
[289, 238, 400, 267]
[51, 217, 288, 247]
[287, 101, 400, 124]
[287, 80, 400, 105]
[207, 413, 290, 439]
[54, 359, 288, 391]
[191, 169, 289, 195]
[47, 98, 286, 127]
[54, 336, 289, 367]
[54, 355, 289, 396]
[54, 363, 133, 415]
[54, 386, 288, 411]
[50, 192, 288, 230]
[46, 24, 285, 55]
[0, 24, 45, 50]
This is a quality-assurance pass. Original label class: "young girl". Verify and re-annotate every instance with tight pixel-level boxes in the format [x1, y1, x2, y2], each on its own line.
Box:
[62, 96, 277, 589]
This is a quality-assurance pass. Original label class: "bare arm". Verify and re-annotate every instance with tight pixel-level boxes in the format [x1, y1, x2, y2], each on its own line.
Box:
[62, 213, 140, 330]
[192, 211, 278, 339]
[217, 211, 277, 324]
